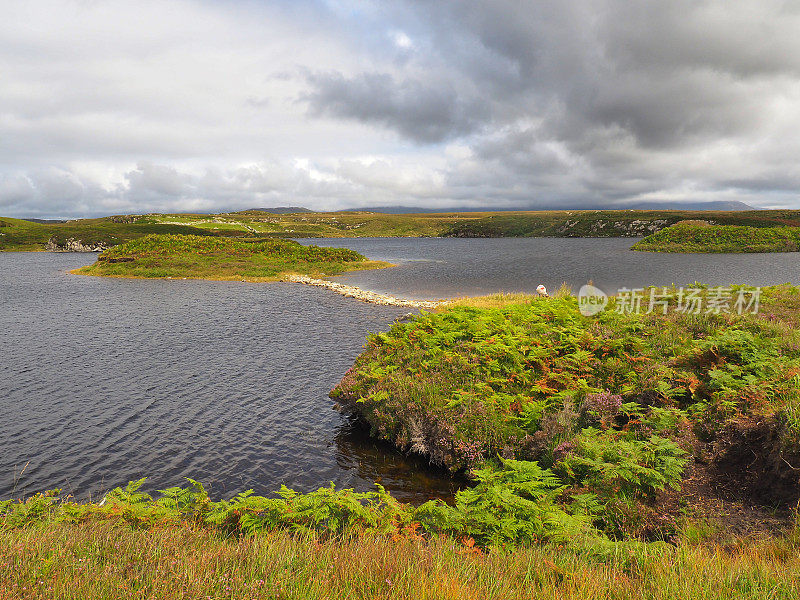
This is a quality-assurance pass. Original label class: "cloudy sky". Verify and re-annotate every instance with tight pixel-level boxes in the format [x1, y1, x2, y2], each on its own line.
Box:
[2, 0, 800, 218]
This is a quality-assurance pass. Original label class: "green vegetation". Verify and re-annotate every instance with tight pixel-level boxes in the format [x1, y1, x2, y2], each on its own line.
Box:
[74, 234, 388, 280]
[3, 478, 800, 599]
[633, 221, 800, 253]
[3, 284, 800, 597]
[331, 285, 800, 540]
[0, 216, 230, 252]
[156, 210, 468, 238]
[0, 211, 469, 251]
[5, 209, 800, 251]
[441, 210, 800, 238]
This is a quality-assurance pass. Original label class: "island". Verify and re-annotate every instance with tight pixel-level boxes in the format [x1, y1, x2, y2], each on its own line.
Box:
[72, 233, 390, 281]
[632, 220, 800, 253]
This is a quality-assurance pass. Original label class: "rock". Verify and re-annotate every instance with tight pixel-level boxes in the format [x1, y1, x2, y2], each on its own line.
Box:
[46, 237, 110, 253]
[286, 274, 445, 308]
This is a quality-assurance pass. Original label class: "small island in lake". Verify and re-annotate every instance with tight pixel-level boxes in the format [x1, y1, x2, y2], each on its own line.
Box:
[632, 220, 800, 253]
[72, 233, 390, 281]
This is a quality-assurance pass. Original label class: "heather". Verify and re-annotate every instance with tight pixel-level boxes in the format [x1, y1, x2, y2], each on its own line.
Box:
[74, 233, 389, 280]
[331, 285, 800, 538]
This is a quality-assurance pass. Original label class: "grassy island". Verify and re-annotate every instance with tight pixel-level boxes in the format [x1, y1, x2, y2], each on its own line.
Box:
[73, 234, 389, 281]
[632, 221, 800, 253]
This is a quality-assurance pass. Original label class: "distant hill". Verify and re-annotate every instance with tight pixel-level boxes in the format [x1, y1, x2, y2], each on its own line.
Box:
[342, 201, 757, 214]
[615, 201, 755, 211]
[240, 207, 314, 214]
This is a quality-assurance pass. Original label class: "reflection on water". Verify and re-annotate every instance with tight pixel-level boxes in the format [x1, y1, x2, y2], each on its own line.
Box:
[334, 416, 463, 503]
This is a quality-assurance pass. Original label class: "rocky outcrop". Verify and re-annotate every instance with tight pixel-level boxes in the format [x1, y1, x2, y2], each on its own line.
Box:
[286, 274, 444, 308]
[46, 237, 110, 252]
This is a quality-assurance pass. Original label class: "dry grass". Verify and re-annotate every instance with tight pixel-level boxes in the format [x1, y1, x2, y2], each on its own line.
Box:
[1, 522, 798, 599]
[443, 284, 572, 309]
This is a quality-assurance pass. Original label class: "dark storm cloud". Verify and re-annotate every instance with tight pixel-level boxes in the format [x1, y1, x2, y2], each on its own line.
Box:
[303, 71, 490, 143]
[299, 0, 800, 207]
[308, 0, 800, 148]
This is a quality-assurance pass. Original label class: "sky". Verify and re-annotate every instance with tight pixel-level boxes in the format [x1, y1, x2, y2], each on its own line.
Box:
[2, 0, 800, 218]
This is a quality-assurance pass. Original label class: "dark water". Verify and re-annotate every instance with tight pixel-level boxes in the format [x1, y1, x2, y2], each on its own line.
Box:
[0, 253, 459, 502]
[4, 238, 800, 502]
[300, 237, 800, 300]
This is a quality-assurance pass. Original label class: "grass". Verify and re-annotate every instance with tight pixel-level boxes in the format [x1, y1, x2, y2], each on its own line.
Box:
[2, 478, 800, 599]
[0, 216, 229, 252]
[3, 521, 800, 599]
[632, 221, 800, 253]
[155, 211, 470, 238]
[441, 210, 800, 238]
[73, 234, 390, 281]
[442, 210, 800, 237]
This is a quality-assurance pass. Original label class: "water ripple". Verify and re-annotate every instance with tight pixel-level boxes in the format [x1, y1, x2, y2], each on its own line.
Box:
[0, 252, 458, 503]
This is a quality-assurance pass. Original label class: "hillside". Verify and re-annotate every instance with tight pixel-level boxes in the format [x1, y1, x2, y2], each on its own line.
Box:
[440, 210, 800, 238]
[0, 215, 231, 252]
[4, 209, 800, 251]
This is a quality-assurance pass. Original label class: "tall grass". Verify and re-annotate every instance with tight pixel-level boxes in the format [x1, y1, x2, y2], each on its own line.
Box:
[2, 521, 799, 599]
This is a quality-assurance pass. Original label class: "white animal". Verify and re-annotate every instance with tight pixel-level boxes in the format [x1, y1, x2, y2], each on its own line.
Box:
[536, 284, 549, 297]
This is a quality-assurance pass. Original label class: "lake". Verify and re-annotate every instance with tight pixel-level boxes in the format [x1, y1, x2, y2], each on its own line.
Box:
[2, 238, 799, 502]
[301, 237, 800, 299]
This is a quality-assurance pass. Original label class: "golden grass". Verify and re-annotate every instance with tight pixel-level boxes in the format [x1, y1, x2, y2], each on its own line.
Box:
[69, 259, 394, 283]
[445, 292, 539, 309]
[1, 522, 798, 599]
[444, 284, 574, 309]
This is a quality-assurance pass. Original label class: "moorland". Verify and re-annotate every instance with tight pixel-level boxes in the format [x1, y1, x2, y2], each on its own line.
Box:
[4, 208, 800, 252]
